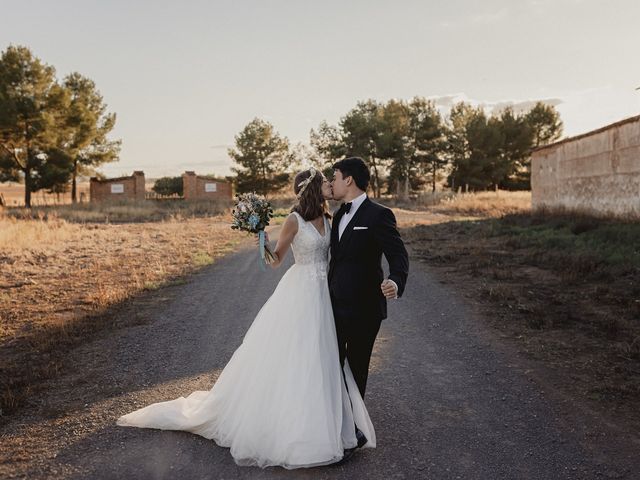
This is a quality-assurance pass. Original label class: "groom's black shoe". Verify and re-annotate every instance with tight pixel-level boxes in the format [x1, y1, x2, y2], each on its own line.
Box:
[355, 427, 368, 448]
[336, 427, 368, 465]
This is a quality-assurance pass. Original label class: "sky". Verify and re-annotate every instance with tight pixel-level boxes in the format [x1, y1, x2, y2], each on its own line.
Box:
[2, 0, 640, 178]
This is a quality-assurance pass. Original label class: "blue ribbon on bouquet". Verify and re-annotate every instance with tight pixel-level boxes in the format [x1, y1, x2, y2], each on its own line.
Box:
[258, 230, 266, 271]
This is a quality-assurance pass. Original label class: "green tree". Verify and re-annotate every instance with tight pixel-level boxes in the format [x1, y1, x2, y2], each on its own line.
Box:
[525, 102, 563, 148]
[229, 118, 292, 196]
[0, 45, 68, 207]
[289, 142, 330, 177]
[497, 107, 534, 190]
[445, 102, 562, 191]
[59, 72, 120, 203]
[311, 100, 388, 197]
[445, 102, 474, 191]
[500, 103, 563, 190]
[309, 121, 346, 170]
[378, 99, 412, 198]
[339, 100, 387, 197]
[407, 97, 446, 194]
[152, 176, 183, 196]
[446, 103, 506, 191]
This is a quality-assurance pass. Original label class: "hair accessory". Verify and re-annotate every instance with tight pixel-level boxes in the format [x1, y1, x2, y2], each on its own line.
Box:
[296, 167, 317, 198]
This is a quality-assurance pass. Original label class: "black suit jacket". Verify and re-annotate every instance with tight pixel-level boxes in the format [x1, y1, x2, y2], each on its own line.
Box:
[328, 198, 409, 320]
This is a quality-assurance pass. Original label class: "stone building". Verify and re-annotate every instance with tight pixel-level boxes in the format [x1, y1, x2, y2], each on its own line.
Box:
[90, 171, 146, 202]
[182, 171, 233, 200]
[531, 115, 640, 219]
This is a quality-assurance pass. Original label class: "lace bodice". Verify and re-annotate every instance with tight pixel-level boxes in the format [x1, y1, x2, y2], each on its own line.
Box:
[290, 212, 330, 272]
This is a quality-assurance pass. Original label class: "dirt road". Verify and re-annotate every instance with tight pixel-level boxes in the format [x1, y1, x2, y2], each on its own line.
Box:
[2, 238, 639, 479]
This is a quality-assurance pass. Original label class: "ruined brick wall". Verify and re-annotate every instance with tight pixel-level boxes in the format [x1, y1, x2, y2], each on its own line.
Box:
[90, 171, 146, 202]
[531, 115, 640, 219]
[182, 171, 233, 200]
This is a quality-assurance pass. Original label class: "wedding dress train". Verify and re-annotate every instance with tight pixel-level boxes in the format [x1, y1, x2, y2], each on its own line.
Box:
[117, 212, 375, 469]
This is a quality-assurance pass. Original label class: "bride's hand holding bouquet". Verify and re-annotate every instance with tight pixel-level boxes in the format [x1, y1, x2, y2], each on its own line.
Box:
[231, 192, 276, 265]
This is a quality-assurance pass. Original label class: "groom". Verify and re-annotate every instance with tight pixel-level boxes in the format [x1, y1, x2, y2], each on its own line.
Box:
[329, 157, 409, 400]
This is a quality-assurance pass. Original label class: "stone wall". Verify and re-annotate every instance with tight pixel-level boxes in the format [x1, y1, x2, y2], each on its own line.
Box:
[182, 171, 233, 200]
[90, 171, 146, 202]
[531, 115, 640, 219]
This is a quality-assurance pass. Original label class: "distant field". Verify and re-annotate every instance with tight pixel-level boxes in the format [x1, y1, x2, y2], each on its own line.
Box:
[1, 181, 157, 206]
[1, 182, 91, 206]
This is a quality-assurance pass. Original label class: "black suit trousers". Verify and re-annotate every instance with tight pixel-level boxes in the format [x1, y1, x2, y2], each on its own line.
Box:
[331, 295, 382, 399]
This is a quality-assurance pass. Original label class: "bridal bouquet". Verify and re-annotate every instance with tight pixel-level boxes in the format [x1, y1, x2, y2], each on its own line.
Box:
[231, 192, 276, 266]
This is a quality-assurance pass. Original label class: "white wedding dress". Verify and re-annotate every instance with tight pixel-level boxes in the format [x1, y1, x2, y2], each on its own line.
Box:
[117, 211, 375, 469]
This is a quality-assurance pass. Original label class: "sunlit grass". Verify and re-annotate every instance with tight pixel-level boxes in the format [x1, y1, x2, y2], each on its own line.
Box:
[3, 198, 233, 223]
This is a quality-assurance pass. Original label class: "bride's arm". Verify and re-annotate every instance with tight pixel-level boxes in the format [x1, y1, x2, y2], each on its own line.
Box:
[267, 213, 298, 269]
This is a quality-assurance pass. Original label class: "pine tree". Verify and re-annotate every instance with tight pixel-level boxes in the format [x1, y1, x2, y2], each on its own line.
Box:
[59, 72, 120, 203]
[229, 118, 292, 196]
[0, 45, 67, 207]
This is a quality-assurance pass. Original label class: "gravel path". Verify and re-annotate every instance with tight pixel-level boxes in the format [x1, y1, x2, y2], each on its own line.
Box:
[2, 237, 639, 479]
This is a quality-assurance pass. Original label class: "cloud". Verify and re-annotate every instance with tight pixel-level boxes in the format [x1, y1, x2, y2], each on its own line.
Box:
[428, 87, 640, 138]
[471, 8, 509, 24]
[440, 8, 509, 29]
[426, 92, 563, 118]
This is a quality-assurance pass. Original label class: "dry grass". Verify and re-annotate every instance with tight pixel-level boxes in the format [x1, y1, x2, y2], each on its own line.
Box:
[0, 212, 249, 415]
[379, 190, 531, 229]
[3, 198, 233, 223]
[0, 182, 91, 207]
[431, 190, 531, 217]
[365, 189, 531, 221]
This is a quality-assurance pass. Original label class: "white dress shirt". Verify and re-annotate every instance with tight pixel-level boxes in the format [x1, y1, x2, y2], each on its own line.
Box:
[338, 192, 367, 240]
[337, 192, 399, 299]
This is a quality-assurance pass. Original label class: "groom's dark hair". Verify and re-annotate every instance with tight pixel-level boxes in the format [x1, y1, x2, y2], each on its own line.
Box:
[332, 157, 370, 191]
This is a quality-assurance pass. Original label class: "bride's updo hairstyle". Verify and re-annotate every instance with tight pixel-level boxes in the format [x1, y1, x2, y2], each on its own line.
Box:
[292, 167, 331, 221]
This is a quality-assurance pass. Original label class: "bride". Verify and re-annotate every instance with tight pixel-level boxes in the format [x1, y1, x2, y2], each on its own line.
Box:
[117, 167, 375, 469]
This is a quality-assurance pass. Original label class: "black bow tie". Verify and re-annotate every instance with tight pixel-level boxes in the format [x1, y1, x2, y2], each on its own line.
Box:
[339, 202, 352, 215]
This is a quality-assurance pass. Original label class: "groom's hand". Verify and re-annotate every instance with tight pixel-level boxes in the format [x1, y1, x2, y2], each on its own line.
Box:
[381, 279, 398, 299]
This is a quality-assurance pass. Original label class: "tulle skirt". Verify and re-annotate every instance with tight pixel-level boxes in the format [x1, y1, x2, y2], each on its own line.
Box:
[117, 263, 375, 469]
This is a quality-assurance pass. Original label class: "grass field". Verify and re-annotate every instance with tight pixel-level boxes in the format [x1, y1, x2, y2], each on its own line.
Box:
[0, 200, 246, 416]
[0, 182, 91, 207]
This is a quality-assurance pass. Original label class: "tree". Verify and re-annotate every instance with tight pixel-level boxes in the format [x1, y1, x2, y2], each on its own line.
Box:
[229, 118, 292, 196]
[152, 176, 183, 196]
[525, 102, 563, 148]
[378, 99, 412, 198]
[289, 142, 330, 176]
[499, 103, 563, 190]
[339, 100, 387, 197]
[311, 100, 388, 197]
[446, 103, 506, 191]
[445, 101, 562, 191]
[407, 97, 446, 194]
[0, 45, 68, 207]
[58, 72, 120, 203]
[497, 107, 534, 190]
[445, 102, 474, 191]
[309, 120, 346, 174]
